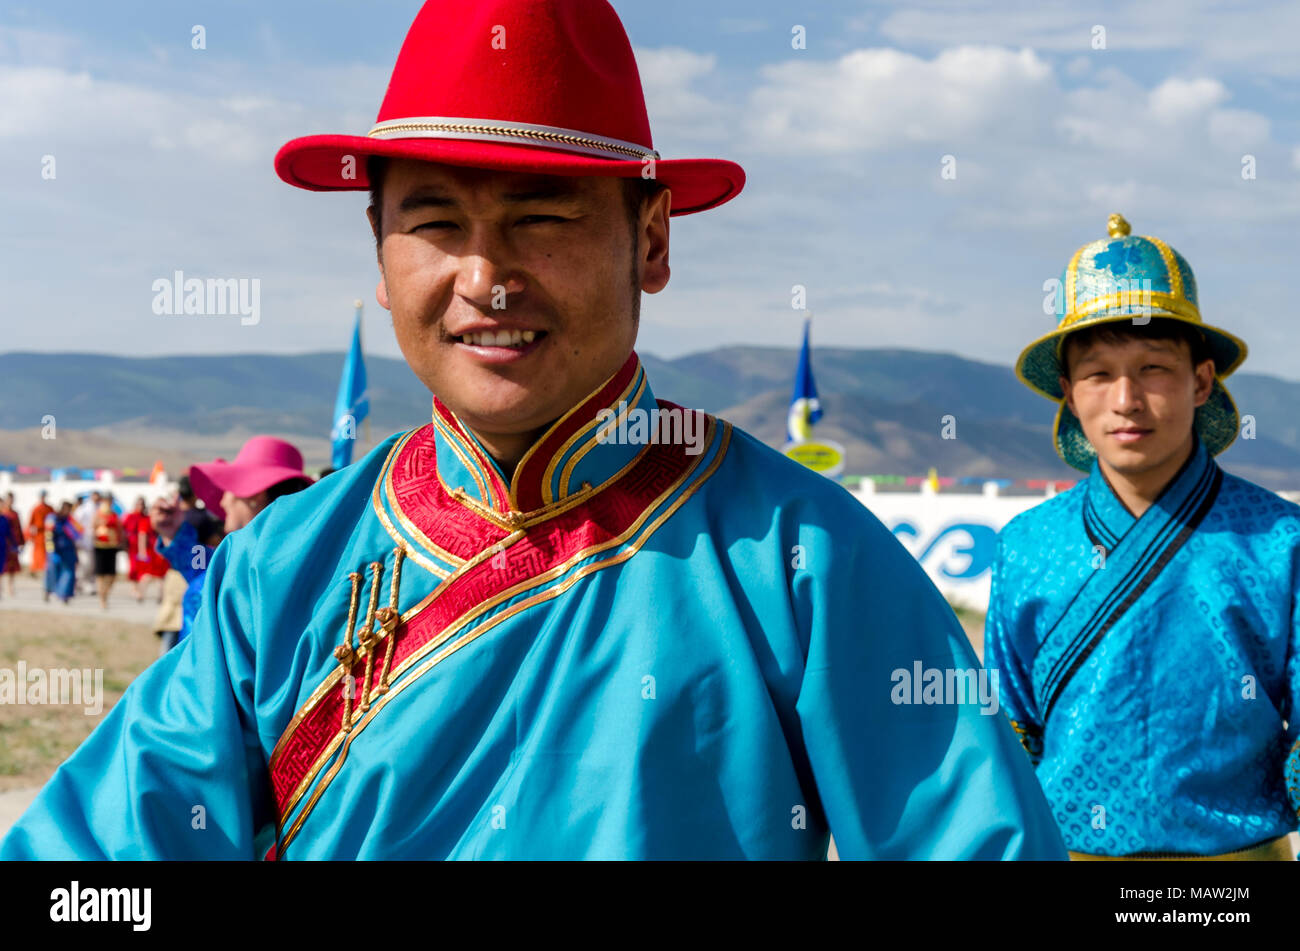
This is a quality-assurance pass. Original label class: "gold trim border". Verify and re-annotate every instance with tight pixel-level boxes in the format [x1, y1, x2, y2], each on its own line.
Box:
[548, 369, 644, 505]
[553, 374, 644, 501]
[372, 429, 464, 573]
[509, 358, 637, 510]
[430, 412, 491, 507]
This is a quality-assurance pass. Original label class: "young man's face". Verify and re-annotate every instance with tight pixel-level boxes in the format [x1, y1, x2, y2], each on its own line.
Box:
[1061, 332, 1215, 477]
[370, 159, 670, 444]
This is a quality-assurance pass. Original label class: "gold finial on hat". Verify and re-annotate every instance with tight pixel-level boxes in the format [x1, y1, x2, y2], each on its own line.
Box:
[1107, 213, 1131, 238]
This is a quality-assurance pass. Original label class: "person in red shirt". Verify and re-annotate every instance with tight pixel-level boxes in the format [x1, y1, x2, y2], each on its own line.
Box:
[122, 496, 168, 602]
[92, 499, 123, 610]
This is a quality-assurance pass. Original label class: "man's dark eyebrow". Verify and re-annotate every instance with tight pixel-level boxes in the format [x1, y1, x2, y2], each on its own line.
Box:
[397, 190, 455, 213]
[501, 183, 584, 203]
[1072, 337, 1179, 370]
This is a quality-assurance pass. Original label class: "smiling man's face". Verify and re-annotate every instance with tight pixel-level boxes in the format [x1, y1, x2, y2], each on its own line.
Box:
[370, 158, 671, 466]
[1061, 328, 1214, 480]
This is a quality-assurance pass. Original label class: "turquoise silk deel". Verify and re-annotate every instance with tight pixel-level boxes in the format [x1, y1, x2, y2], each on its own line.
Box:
[985, 435, 1300, 856]
[3, 354, 1065, 860]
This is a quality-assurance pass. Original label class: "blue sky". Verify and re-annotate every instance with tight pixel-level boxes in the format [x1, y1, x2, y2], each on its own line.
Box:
[3, 0, 1299, 380]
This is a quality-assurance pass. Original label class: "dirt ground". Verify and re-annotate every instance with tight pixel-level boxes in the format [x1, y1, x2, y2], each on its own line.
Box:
[0, 579, 162, 794]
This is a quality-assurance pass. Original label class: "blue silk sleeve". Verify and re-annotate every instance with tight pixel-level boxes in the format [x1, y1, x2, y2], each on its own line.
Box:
[157, 520, 209, 584]
[1286, 568, 1300, 823]
[0, 533, 273, 859]
[794, 508, 1066, 860]
[982, 534, 1044, 766]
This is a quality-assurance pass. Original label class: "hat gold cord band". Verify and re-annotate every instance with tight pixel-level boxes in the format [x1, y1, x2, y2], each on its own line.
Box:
[367, 117, 660, 161]
[1059, 291, 1201, 328]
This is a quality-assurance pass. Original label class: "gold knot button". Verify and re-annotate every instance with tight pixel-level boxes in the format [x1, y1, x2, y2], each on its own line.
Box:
[374, 606, 400, 635]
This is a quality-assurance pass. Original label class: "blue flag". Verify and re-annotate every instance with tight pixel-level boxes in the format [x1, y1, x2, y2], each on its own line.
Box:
[786, 318, 822, 444]
[331, 309, 370, 468]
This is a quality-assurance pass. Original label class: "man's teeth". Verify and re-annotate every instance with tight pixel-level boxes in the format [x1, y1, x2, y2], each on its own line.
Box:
[458, 329, 538, 347]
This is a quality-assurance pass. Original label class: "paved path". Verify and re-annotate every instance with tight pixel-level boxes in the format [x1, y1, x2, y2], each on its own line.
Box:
[0, 787, 38, 841]
[0, 572, 161, 626]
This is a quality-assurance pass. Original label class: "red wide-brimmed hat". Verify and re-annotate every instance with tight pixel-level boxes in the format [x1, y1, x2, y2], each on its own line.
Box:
[188, 436, 312, 520]
[275, 0, 745, 215]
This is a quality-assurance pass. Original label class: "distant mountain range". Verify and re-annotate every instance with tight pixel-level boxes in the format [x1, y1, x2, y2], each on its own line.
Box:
[2, 347, 1298, 489]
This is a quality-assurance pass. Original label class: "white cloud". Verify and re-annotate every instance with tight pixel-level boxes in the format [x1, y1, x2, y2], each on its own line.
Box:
[1065, 56, 1092, 78]
[874, 0, 1300, 77]
[746, 46, 1053, 153]
[0, 64, 284, 164]
[1147, 77, 1228, 123]
[633, 46, 731, 146]
[1207, 108, 1271, 151]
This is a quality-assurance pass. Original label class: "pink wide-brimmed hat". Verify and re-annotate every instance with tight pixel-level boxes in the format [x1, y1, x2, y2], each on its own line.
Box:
[189, 436, 311, 520]
[274, 0, 745, 215]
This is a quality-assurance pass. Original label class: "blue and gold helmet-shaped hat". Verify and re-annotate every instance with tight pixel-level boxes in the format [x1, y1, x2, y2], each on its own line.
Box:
[1015, 214, 1249, 472]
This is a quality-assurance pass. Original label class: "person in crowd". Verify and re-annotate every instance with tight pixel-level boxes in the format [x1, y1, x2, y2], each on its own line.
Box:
[73, 491, 101, 595]
[26, 490, 53, 579]
[153, 476, 211, 653]
[0, 507, 10, 601]
[151, 437, 312, 648]
[1, 493, 23, 595]
[92, 498, 123, 610]
[43, 501, 80, 605]
[123, 496, 169, 602]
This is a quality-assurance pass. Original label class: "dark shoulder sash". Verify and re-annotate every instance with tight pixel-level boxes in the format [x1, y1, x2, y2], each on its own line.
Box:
[1030, 458, 1222, 724]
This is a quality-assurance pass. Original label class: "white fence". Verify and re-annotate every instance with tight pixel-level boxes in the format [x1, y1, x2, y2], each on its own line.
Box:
[5, 471, 1297, 615]
[0, 474, 178, 518]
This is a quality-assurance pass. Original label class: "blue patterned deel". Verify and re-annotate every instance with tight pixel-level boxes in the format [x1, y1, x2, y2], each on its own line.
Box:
[984, 435, 1300, 856]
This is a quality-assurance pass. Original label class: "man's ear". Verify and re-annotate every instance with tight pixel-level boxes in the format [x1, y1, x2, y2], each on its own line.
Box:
[366, 205, 391, 311]
[639, 187, 671, 294]
[1192, 357, 1215, 408]
[1060, 376, 1076, 416]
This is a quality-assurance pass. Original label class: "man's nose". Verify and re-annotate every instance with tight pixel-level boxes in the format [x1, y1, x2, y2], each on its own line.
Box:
[1110, 374, 1144, 413]
[454, 228, 525, 309]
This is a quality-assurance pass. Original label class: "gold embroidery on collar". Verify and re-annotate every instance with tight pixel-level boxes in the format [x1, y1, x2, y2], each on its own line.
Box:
[450, 418, 510, 511]
[370, 430, 463, 575]
[553, 372, 646, 504]
[430, 412, 491, 507]
[510, 358, 634, 508]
